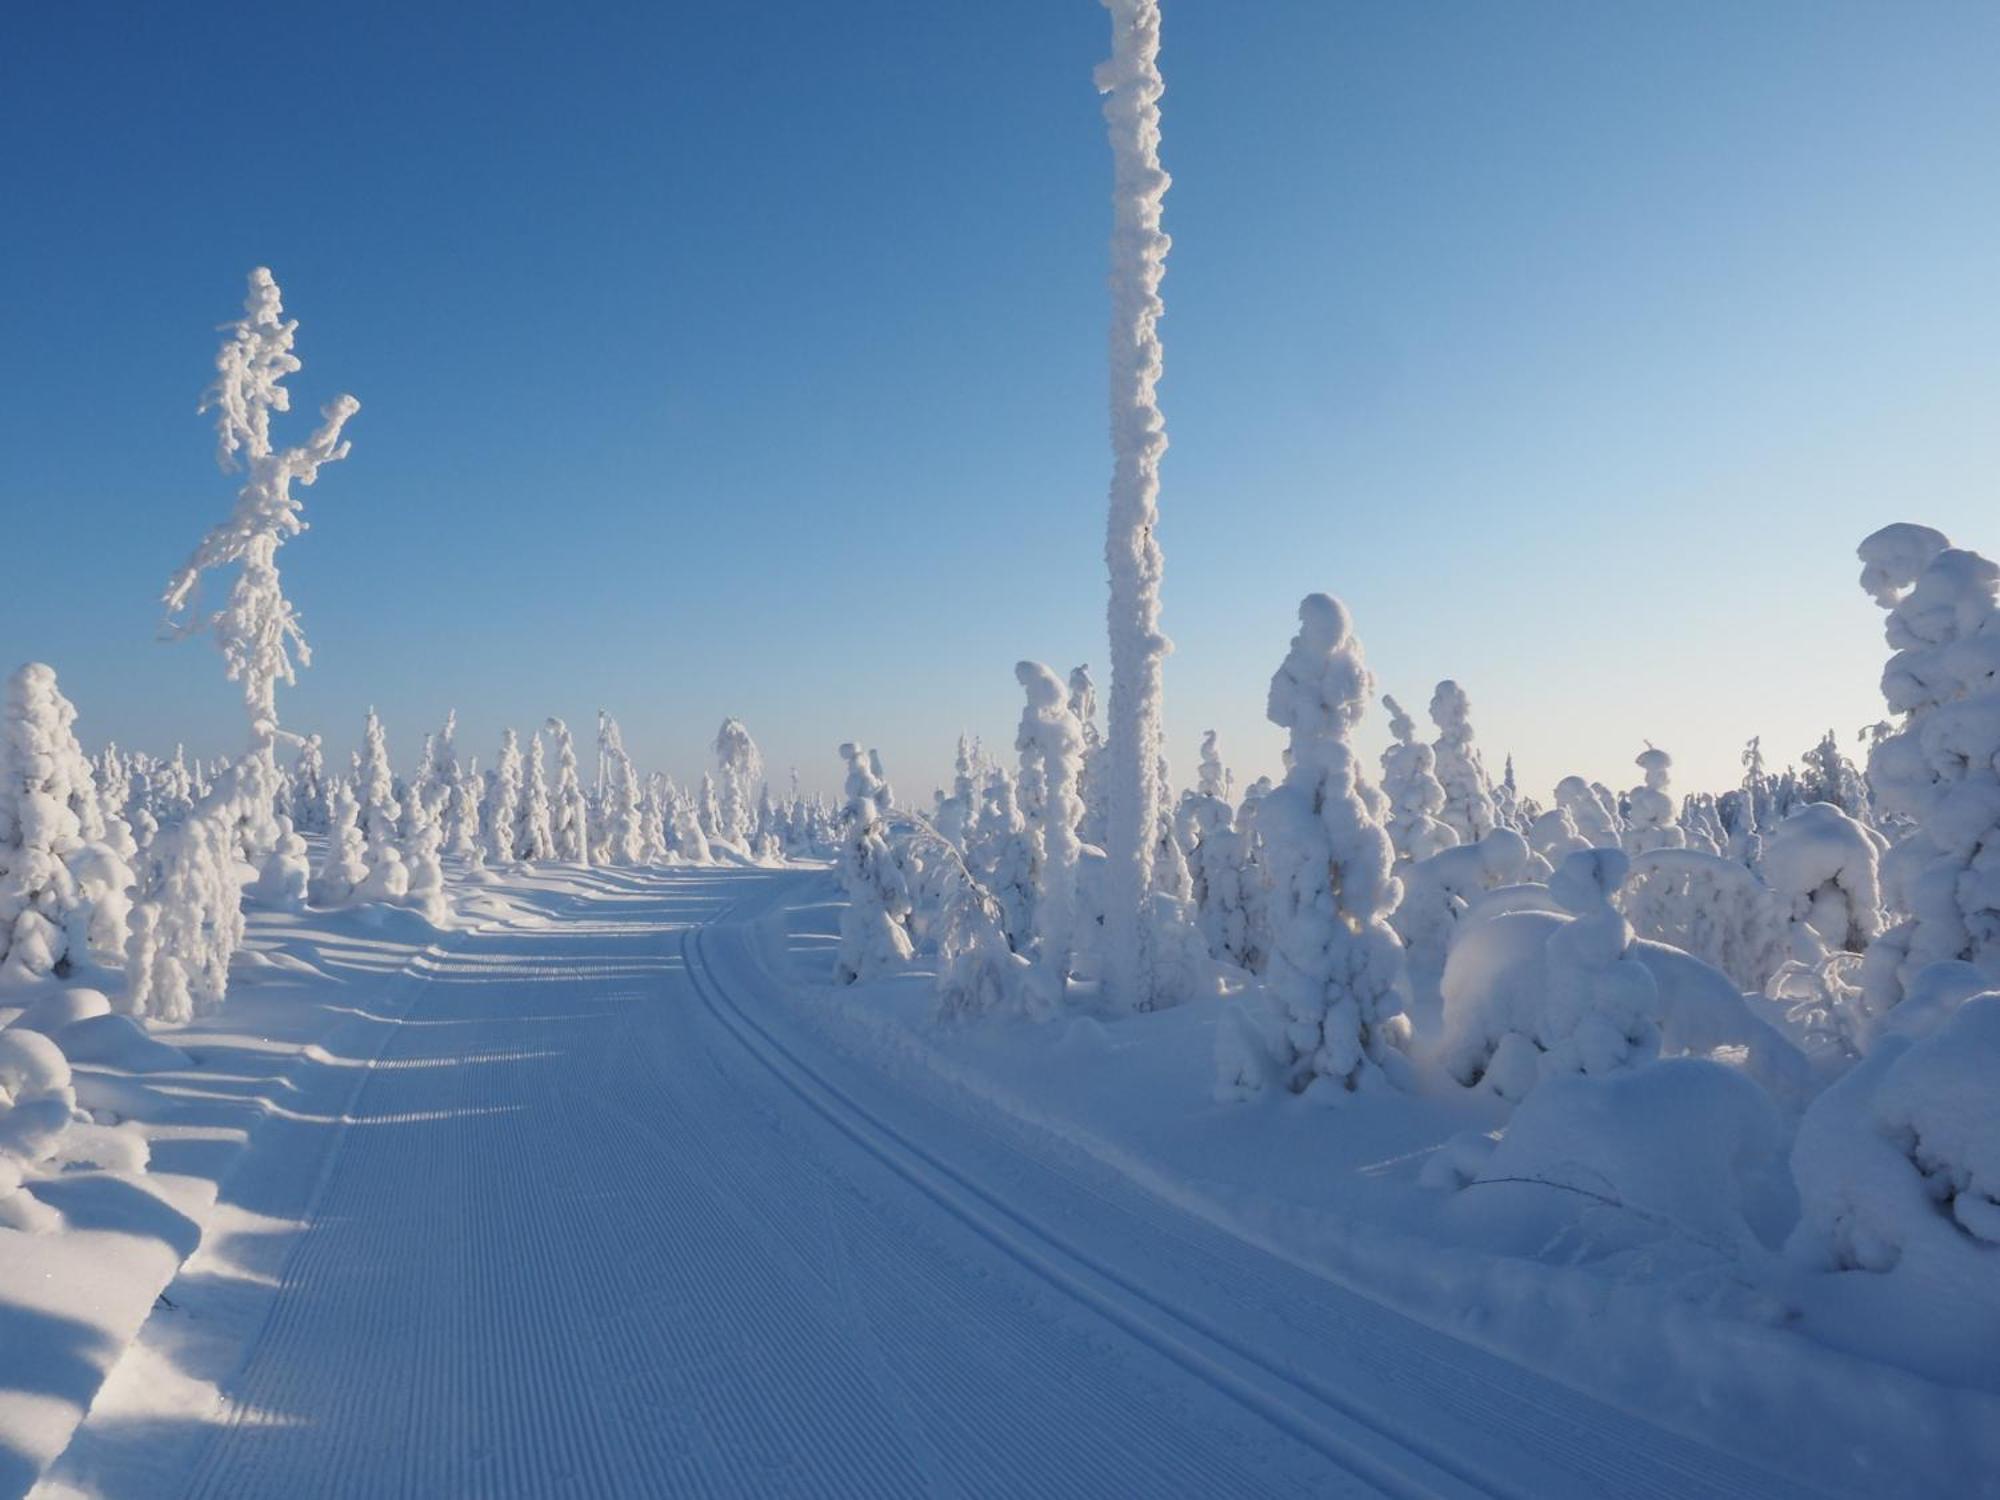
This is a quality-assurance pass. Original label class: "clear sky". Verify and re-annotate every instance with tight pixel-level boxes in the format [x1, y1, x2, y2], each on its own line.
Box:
[3, 1, 1996, 803]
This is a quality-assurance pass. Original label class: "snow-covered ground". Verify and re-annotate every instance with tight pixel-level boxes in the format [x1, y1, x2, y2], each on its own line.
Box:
[0, 860, 1977, 1498]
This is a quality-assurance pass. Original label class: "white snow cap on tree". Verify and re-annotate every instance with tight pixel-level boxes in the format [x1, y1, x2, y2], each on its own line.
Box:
[1854, 524, 2000, 1012]
[160, 268, 357, 859]
[0, 664, 135, 982]
[1219, 595, 1411, 1101]
[1428, 681, 1497, 845]
[1096, 0, 1173, 1014]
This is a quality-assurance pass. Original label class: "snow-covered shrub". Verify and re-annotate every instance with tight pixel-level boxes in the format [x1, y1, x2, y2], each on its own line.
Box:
[1617, 847, 1786, 993]
[401, 783, 447, 923]
[1379, 695, 1458, 865]
[1528, 805, 1591, 866]
[1853, 524, 2000, 1015]
[1216, 595, 1411, 1101]
[485, 730, 523, 868]
[1429, 681, 1497, 846]
[1789, 993, 2000, 1362]
[545, 718, 590, 864]
[1621, 747, 1685, 853]
[251, 813, 310, 910]
[1441, 849, 1659, 1103]
[0, 663, 136, 983]
[833, 744, 913, 983]
[159, 268, 357, 865]
[1764, 801, 1884, 957]
[1017, 662, 1087, 1005]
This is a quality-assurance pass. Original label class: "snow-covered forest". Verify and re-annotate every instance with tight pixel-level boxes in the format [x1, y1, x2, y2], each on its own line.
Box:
[2, 1, 1996, 1496]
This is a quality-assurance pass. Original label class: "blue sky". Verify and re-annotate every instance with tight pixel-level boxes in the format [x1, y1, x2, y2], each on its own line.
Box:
[2, 1, 1996, 802]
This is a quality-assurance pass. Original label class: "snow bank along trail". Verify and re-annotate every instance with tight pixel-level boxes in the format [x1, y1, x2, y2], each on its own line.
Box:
[55, 868, 1819, 1498]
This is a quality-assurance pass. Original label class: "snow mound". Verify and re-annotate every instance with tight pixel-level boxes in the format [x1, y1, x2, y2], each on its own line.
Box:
[5, 986, 113, 1037]
[55, 1013, 193, 1073]
[1451, 1058, 1796, 1261]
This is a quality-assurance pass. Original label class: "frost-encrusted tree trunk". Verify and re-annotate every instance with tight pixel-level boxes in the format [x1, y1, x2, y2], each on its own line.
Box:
[1017, 663, 1087, 1014]
[160, 268, 357, 873]
[1220, 596, 1412, 1100]
[1096, 0, 1173, 1012]
[545, 719, 590, 864]
[1854, 524, 2000, 1012]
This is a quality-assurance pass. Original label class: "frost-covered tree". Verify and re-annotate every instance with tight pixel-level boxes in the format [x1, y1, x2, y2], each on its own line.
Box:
[696, 772, 722, 845]
[289, 734, 329, 835]
[1799, 729, 1869, 820]
[159, 268, 357, 870]
[310, 779, 368, 907]
[1096, 0, 1173, 1012]
[1853, 524, 2000, 1012]
[127, 800, 243, 1023]
[834, 744, 913, 983]
[1017, 663, 1087, 1013]
[1176, 734, 1253, 970]
[1069, 666, 1108, 847]
[640, 774, 671, 863]
[669, 782, 712, 865]
[713, 718, 762, 852]
[402, 787, 448, 924]
[970, 768, 1032, 951]
[1428, 681, 1497, 845]
[486, 731, 523, 868]
[356, 707, 402, 864]
[595, 714, 644, 866]
[0, 664, 135, 982]
[545, 718, 590, 863]
[517, 730, 555, 861]
[1379, 694, 1459, 865]
[1217, 596, 1411, 1100]
[936, 734, 977, 850]
[1621, 746, 1686, 854]
[445, 757, 482, 861]
[1555, 774, 1622, 849]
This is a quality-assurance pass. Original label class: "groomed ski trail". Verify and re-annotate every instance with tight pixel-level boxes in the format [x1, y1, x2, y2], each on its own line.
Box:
[59, 867, 1822, 1499]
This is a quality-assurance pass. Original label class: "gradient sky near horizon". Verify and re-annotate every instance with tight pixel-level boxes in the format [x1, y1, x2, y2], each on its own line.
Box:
[3, 1, 1997, 802]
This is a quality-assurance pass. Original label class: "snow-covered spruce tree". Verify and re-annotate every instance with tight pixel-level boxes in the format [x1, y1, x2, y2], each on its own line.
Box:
[1854, 524, 2000, 1012]
[669, 783, 712, 864]
[1096, 0, 1173, 1012]
[445, 756, 482, 860]
[970, 767, 1033, 951]
[159, 268, 357, 873]
[712, 718, 762, 853]
[1379, 693, 1459, 865]
[486, 730, 523, 868]
[1176, 734, 1253, 970]
[126, 802, 244, 1023]
[1762, 801, 1886, 1062]
[695, 772, 722, 846]
[1428, 681, 1497, 845]
[355, 708, 407, 899]
[935, 734, 977, 850]
[1017, 663, 1087, 1014]
[309, 778, 368, 907]
[0, 664, 136, 982]
[1069, 666, 1109, 848]
[595, 716, 645, 866]
[1217, 596, 1412, 1100]
[517, 729, 555, 861]
[289, 734, 329, 835]
[545, 718, 590, 863]
[640, 774, 671, 864]
[833, 743, 914, 983]
[1800, 729, 1869, 820]
[1621, 746, 1686, 854]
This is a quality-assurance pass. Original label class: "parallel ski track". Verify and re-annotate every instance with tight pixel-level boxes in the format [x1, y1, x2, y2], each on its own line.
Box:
[686, 876, 1827, 1500]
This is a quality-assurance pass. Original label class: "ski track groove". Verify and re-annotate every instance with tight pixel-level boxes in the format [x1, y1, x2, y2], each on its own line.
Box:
[138, 868, 1825, 1499]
